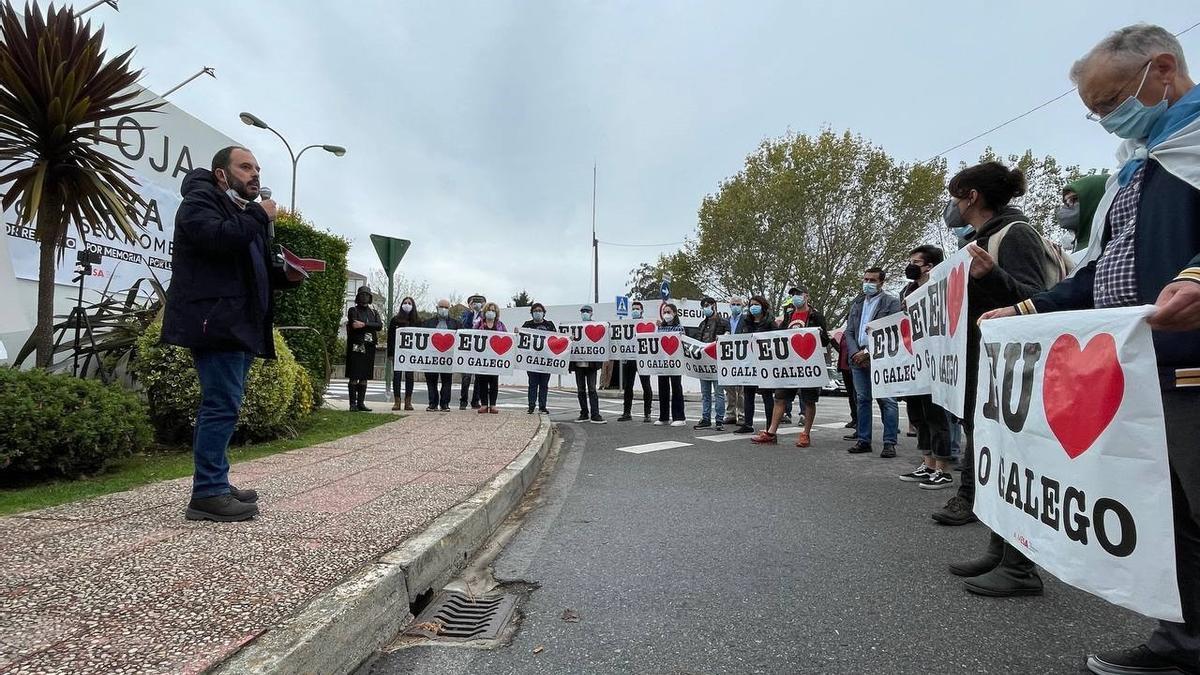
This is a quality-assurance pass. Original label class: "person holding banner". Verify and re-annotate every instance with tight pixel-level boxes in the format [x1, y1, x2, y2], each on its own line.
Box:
[694, 297, 730, 430]
[569, 304, 606, 424]
[984, 25, 1200, 673]
[619, 300, 654, 423]
[386, 296, 420, 411]
[520, 303, 556, 415]
[844, 268, 902, 457]
[734, 296, 776, 435]
[459, 294, 486, 410]
[473, 302, 506, 414]
[655, 303, 687, 426]
[423, 299, 462, 411]
[751, 312, 831, 447]
[722, 296, 747, 427]
[346, 287, 383, 412]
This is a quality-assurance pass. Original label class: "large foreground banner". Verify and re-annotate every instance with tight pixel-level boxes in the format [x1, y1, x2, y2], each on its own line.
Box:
[973, 306, 1179, 620]
[609, 319, 656, 360]
[515, 328, 572, 375]
[903, 247, 971, 416]
[558, 322, 610, 362]
[394, 328, 457, 373]
[455, 329, 515, 376]
[867, 312, 930, 398]
[716, 329, 827, 388]
[681, 336, 718, 381]
[635, 333, 686, 377]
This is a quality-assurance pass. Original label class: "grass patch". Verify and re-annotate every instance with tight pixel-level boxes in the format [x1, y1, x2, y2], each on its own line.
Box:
[0, 409, 396, 517]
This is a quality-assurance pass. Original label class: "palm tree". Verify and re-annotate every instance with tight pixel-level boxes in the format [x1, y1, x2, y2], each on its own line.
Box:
[0, 2, 161, 367]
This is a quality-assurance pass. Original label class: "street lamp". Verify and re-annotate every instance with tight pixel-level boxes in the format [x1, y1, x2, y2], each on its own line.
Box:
[77, 0, 118, 15]
[238, 111, 347, 212]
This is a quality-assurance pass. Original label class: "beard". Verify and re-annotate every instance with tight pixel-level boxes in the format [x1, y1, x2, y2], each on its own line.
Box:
[226, 173, 259, 201]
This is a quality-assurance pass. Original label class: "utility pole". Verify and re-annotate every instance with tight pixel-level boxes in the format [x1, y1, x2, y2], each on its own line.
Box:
[592, 163, 599, 304]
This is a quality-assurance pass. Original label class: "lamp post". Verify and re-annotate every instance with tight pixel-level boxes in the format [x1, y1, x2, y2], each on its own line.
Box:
[78, 0, 118, 15]
[238, 111, 346, 212]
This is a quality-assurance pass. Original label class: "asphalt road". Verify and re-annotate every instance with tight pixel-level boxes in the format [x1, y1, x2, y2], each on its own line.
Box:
[362, 386, 1154, 675]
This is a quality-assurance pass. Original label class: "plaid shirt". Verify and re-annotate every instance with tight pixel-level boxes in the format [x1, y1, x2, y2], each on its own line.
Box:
[1093, 165, 1145, 308]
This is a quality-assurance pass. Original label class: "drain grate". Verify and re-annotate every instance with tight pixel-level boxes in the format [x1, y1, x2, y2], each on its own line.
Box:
[405, 592, 518, 642]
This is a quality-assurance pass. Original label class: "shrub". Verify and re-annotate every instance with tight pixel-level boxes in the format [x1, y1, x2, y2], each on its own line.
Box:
[0, 367, 152, 480]
[273, 211, 349, 402]
[131, 321, 314, 444]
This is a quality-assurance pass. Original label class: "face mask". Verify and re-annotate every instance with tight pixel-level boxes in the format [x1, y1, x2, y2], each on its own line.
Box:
[943, 199, 966, 230]
[532, 311, 544, 321]
[472, 302, 482, 311]
[401, 303, 413, 313]
[631, 309, 643, 319]
[581, 312, 592, 321]
[1057, 204, 1081, 233]
[904, 263, 923, 281]
[792, 295, 805, 308]
[484, 311, 496, 321]
[702, 307, 714, 317]
[663, 312, 676, 322]
[863, 282, 879, 295]
[356, 294, 370, 306]
[730, 305, 742, 316]
[437, 307, 449, 318]
[952, 225, 974, 240]
[1099, 63, 1170, 140]
[749, 305, 762, 316]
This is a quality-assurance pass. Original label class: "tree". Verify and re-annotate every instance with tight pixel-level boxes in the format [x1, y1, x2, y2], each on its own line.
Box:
[971, 148, 1094, 239]
[511, 289, 532, 307]
[0, 3, 162, 367]
[626, 256, 703, 302]
[683, 129, 947, 325]
[368, 268, 429, 319]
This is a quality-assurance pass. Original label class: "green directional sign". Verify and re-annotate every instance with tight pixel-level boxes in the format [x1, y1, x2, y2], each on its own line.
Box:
[371, 234, 410, 276]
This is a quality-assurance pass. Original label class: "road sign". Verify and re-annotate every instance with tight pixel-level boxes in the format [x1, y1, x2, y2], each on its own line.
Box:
[659, 279, 671, 300]
[370, 235, 411, 277]
[615, 295, 629, 317]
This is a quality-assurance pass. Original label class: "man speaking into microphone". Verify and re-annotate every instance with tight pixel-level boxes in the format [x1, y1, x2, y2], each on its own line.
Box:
[161, 146, 302, 522]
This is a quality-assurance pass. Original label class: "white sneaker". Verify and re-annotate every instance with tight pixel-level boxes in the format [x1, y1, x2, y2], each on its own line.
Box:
[670, 420, 686, 427]
[919, 470, 955, 490]
[653, 420, 666, 426]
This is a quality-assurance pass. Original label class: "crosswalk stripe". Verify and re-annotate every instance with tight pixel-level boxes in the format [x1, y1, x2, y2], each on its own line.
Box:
[616, 441, 693, 454]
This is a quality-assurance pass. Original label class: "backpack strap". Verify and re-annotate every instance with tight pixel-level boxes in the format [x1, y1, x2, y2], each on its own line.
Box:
[984, 221, 1020, 261]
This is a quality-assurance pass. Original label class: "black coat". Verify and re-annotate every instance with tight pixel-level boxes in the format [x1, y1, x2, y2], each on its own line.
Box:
[520, 319, 557, 332]
[160, 169, 297, 358]
[386, 312, 420, 357]
[423, 316, 463, 330]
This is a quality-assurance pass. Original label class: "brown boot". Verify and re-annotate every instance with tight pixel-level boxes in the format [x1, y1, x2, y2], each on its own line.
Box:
[392, 396, 402, 411]
[403, 394, 413, 411]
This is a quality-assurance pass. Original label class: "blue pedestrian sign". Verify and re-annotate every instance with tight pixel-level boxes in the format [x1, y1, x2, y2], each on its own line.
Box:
[659, 279, 671, 300]
[615, 295, 630, 317]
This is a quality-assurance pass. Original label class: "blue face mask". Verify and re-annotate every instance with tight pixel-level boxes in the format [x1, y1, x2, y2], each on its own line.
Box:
[730, 305, 742, 316]
[702, 306, 714, 317]
[532, 311, 544, 321]
[792, 295, 805, 308]
[484, 311, 496, 321]
[951, 225, 974, 239]
[749, 305, 762, 316]
[581, 312, 592, 321]
[631, 309, 643, 319]
[863, 282, 879, 295]
[1099, 63, 1170, 140]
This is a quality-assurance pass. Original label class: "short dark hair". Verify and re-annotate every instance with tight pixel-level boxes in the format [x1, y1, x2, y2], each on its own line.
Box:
[948, 161, 1027, 211]
[865, 266, 886, 281]
[788, 287, 803, 295]
[631, 300, 643, 309]
[211, 145, 250, 172]
[701, 296, 716, 306]
[530, 302, 545, 313]
[908, 244, 945, 266]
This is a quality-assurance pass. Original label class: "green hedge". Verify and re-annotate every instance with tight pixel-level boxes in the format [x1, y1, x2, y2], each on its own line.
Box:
[273, 211, 349, 402]
[0, 367, 152, 479]
[131, 321, 314, 444]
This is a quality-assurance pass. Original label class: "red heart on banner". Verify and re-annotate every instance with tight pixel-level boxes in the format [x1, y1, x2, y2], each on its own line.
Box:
[660, 336, 680, 355]
[489, 335, 513, 355]
[1043, 333, 1124, 460]
[948, 264, 966, 337]
[547, 336, 569, 355]
[584, 324, 607, 343]
[790, 332, 817, 359]
[635, 321, 657, 334]
[704, 342, 717, 360]
[431, 333, 455, 353]
[900, 317, 913, 354]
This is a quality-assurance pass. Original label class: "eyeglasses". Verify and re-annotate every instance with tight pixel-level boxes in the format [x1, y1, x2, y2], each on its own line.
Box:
[1085, 60, 1152, 121]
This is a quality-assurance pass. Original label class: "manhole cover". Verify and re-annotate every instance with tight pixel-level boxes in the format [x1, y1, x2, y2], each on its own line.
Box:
[405, 592, 519, 642]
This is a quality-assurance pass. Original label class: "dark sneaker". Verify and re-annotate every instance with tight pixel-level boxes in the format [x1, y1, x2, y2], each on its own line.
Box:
[733, 426, 754, 434]
[1086, 644, 1194, 675]
[694, 420, 712, 429]
[617, 414, 633, 422]
[932, 495, 977, 526]
[577, 412, 590, 422]
[715, 424, 725, 432]
[527, 407, 535, 414]
[538, 408, 550, 414]
[460, 402, 468, 410]
[898, 464, 933, 482]
[842, 433, 859, 441]
[642, 416, 653, 423]
[590, 415, 607, 424]
[186, 494, 259, 522]
[426, 405, 438, 412]
[722, 417, 738, 426]
[229, 485, 258, 503]
[919, 470, 954, 490]
[847, 443, 872, 454]
[843, 421, 855, 429]
[881, 444, 897, 458]
[439, 406, 451, 412]
[781, 414, 792, 424]
[963, 564, 1044, 597]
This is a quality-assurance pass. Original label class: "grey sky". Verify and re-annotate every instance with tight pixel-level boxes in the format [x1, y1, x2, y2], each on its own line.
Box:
[101, 0, 1197, 307]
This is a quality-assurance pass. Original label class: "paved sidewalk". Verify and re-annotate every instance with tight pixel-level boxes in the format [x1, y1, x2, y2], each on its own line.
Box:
[0, 412, 542, 675]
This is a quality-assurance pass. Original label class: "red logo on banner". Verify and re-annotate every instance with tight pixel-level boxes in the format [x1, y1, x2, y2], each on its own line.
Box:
[703, 342, 717, 360]
[660, 336, 680, 355]
[1043, 333, 1124, 459]
[431, 333, 455, 353]
[547, 336, 569, 355]
[900, 317, 913, 354]
[790, 332, 817, 359]
[584, 324, 607, 343]
[948, 264, 966, 337]
[635, 321, 657, 334]
[489, 335, 513, 355]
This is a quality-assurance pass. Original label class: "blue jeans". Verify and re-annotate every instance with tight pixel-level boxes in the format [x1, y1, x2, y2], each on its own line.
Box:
[947, 412, 963, 459]
[527, 372, 550, 410]
[191, 349, 254, 498]
[850, 364, 898, 446]
[699, 379, 725, 423]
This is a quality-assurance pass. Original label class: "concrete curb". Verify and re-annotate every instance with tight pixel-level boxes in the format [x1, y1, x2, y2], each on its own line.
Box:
[213, 417, 557, 675]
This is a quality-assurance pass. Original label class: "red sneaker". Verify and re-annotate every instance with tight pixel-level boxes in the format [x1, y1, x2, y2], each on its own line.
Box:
[750, 431, 778, 444]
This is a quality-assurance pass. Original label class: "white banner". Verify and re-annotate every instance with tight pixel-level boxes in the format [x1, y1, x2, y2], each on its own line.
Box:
[609, 319, 657, 360]
[904, 247, 970, 416]
[558, 322, 610, 362]
[635, 332, 686, 377]
[681, 335, 719, 381]
[716, 329, 828, 388]
[514, 328, 572, 375]
[868, 312, 930, 398]
[455, 329, 516, 376]
[973, 306, 1179, 621]
[394, 327, 457, 373]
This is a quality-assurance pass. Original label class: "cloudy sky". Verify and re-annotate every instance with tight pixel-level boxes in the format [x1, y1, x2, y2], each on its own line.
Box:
[99, 0, 1197, 308]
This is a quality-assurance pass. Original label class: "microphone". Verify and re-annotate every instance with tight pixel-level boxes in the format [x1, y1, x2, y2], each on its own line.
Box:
[259, 186, 275, 238]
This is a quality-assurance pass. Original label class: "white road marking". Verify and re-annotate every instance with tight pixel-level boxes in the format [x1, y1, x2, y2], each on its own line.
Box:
[616, 441, 694, 455]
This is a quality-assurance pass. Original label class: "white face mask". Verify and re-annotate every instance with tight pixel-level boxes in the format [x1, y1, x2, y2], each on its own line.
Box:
[662, 313, 676, 322]
[401, 303, 413, 313]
